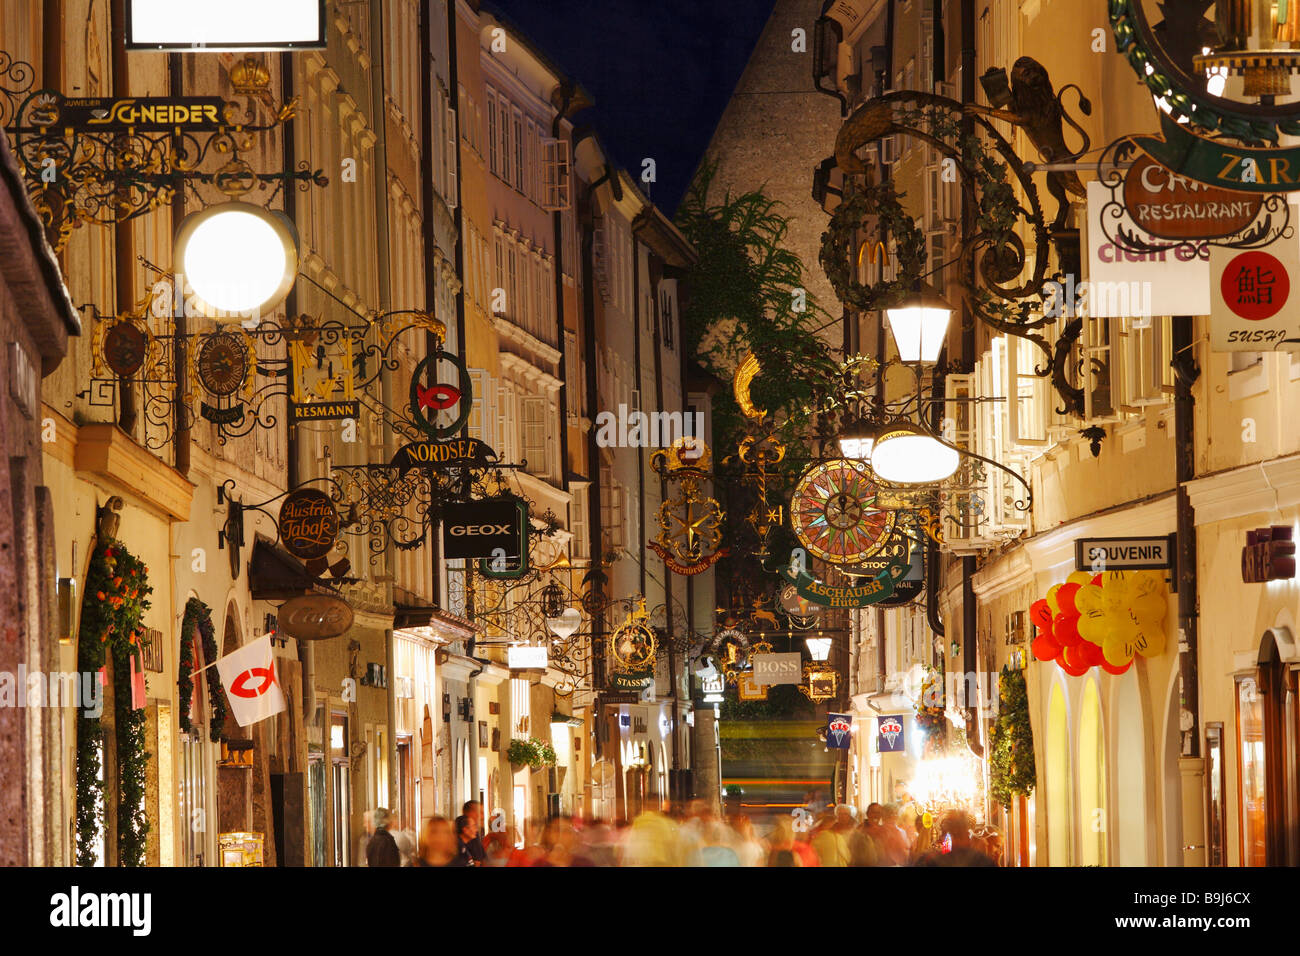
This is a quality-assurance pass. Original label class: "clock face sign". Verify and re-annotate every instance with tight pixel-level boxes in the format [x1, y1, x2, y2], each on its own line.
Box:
[104, 322, 148, 377]
[790, 458, 895, 565]
[410, 350, 472, 440]
[197, 331, 250, 396]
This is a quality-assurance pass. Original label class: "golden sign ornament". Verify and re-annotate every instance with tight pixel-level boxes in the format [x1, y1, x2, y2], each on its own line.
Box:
[609, 597, 657, 673]
[650, 437, 726, 575]
[733, 352, 766, 420]
[790, 458, 896, 565]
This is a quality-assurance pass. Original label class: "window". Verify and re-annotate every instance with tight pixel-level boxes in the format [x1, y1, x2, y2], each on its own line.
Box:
[330, 712, 351, 867]
[507, 243, 519, 321]
[1237, 676, 1267, 866]
[445, 101, 458, 207]
[570, 485, 589, 560]
[542, 138, 571, 211]
[565, 331, 582, 418]
[493, 235, 505, 313]
[521, 396, 547, 476]
[513, 109, 525, 193]
[487, 90, 499, 175]
[499, 95, 513, 185]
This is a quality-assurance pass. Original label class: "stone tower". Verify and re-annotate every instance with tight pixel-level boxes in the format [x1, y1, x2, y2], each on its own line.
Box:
[695, 0, 842, 322]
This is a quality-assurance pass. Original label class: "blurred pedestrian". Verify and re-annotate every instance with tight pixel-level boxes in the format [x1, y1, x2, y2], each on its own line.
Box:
[461, 801, 486, 865]
[688, 820, 741, 866]
[810, 811, 850, 866]
[934, 811, 995, 867]
[730, 815, 765, 867]
[415, 816, 467, 867]
[365, 807, 401, 867]
[454, 814, 481, 866]
[766, 818, 802, 867]
[481, 831, 511, 866]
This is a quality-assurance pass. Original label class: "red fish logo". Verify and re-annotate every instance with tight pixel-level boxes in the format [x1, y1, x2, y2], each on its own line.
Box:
[417, 382, 461, 411]
[230, 666, 277, 699]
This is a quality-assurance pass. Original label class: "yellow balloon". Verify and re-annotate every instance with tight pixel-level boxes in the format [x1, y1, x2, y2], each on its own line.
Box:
[1046, 584, 1062, 616]
[1134, 621, 1166, 657]
[1077, 607, 1107, 643]
[1102, 631, 1135, 666]
[1100, 572, 1129, 612]
[1127, 570, 1164, 599]
[1075, 584, 1104, 613]
[1066, 570, 1094, 587]
[1129, 593, 1166, 624]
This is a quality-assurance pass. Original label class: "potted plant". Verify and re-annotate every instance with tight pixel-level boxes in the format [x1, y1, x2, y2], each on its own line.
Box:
[506, 736, 557, 771]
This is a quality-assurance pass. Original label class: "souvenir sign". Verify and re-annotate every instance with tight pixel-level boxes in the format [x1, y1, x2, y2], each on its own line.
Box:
[790, 459, 895, 565]
[278, 488, 340, 561]
[877, 716, 905, 753]
[443, 498, 526, 561]
[1074, 535, 1173, 572]
[1209, 234, 1300, 352]
[278, 593, 353, 641]
[826, 713, 853, 750]
[410, 350, 472, 440]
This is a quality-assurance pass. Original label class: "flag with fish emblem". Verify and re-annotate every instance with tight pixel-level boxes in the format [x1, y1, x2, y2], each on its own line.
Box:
[216, 635, 286, 727]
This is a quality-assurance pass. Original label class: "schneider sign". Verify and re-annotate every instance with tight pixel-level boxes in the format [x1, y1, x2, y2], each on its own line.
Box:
[1074, 535, 1173, 572]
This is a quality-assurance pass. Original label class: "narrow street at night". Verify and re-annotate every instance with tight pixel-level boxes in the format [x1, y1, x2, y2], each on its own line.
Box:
[0, 0, 1295, 939]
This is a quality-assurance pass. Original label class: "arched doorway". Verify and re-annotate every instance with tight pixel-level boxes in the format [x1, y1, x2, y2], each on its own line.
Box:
[1162, 675, 1183, 866]
[1078, 678, 1107, 866]
[1046, 682, 1070, 865]
[1113, 666, 1149, 865]
[1241, 629, 1300, 865]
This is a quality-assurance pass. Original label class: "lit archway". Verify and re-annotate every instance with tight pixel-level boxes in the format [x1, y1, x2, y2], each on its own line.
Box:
[1078, 678, 1108, 866]
[1046, 681, 1070, 865]
[1113, 665, 1149, 865]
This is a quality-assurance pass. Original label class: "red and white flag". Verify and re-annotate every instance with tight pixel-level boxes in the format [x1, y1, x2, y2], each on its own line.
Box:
[216, 635, 287, 727]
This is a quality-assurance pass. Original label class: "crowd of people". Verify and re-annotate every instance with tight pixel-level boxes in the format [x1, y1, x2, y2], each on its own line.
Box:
[362, 799, 1003, 867]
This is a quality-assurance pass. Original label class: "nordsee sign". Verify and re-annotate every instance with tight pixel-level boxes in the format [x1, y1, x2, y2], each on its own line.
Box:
[1074, 535, 1173, 571]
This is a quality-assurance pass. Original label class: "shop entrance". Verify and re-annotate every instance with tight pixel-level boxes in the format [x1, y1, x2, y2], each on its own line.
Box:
[1240, 629, 1300, 865]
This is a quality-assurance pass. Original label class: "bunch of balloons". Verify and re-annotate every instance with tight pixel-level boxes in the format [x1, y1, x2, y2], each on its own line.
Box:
[1030, 570, 1168, 676]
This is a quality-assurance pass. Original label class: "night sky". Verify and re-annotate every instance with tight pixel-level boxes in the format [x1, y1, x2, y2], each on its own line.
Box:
[485, 0, 777, 216]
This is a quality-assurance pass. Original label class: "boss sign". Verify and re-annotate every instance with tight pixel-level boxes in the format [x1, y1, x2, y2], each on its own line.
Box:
[751, 652, 802, 687]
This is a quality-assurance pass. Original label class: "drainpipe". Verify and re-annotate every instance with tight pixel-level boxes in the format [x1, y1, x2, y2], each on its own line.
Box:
[963, 556, 982, 758]
[1172, 315, 1205, 865]
[552, 84, 579, 496]
[110, 0, 136, 437]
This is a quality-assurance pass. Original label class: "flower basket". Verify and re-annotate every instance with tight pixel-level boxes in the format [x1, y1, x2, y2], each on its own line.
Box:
[506, 736, 556, 771]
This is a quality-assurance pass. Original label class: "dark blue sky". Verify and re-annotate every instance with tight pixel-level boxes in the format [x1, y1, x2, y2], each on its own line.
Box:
[486, 0, 776, 216]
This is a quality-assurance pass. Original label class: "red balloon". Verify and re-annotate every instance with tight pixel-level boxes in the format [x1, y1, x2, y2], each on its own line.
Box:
[1054, 613, 1081, 647]
[1030, 599, 1053, 628]
[1062, 643, 1089, 669]
[1081, 640, 1106, 667]
[1100, 656, 1133, 676]
[1057, 583, 1081, 616]
[1059, 653, 1090, 677]
[1031, 632, 1061, 661]
[1091, 574, 1102, 586]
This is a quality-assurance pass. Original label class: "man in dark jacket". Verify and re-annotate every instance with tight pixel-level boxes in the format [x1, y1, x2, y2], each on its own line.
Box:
[454, 814, 482, 866]
[366, 807, 401, 867]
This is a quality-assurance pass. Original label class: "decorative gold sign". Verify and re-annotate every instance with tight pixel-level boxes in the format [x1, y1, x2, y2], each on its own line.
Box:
[278, 488, 340, 562]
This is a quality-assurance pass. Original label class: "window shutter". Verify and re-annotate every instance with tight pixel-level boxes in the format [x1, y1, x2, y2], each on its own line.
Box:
[570, 486, 589, 560]
[445, 102, 458, 208]
[522, 396, 547, 475]
[467, 368, 491, 444]
[487, 92, 498, 175]
[496, 382, 516, 463]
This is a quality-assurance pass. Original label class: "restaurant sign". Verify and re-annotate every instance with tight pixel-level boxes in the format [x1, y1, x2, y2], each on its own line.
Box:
[1122, 155, 1264, 241]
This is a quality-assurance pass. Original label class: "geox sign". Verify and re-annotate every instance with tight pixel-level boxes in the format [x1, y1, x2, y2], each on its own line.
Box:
[442, 499, 526, 560]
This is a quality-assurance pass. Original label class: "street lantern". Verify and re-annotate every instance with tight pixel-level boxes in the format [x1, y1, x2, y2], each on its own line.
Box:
[885, 286, 952, 364]
[838, 416, 878, 460]
[805, 636, 832, 662]
[174, 202, 299, 320]
[869, 422, 962, 485]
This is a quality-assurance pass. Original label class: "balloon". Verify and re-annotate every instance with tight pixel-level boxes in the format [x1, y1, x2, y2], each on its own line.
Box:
[1100, 655, 1133, 676]
[1091, 573, 1103, 586]
[1066, 570, 1094, 587]
[1075, 584, 1104, 613]
[1030, 599, 1054, 629]
[1081, 640, 1106, 667]
[1031, 632, 1062, 661]
[1130, 593, 1166, 625]
[1057, 582, 1081, 616]
[1127, 570, 1164, 599]
[1077, 607, 1107, 643]
[1054, 612, 1081, 646]
[1100, 572, 1129, 611]
[1134, 621, 1166, 658]
[1046, 584, 1062, 616]
[1062, 643, 1089, 669]
[1060, 652, 1091, 677]
[1102, 631, 1135, 667]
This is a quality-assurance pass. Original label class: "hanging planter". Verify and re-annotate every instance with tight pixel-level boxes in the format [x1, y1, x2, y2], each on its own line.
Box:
[178, 597, 226, 742]
[506, 736, 556, 771]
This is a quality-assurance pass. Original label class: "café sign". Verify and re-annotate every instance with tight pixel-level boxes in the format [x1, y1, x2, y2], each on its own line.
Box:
[278, 593, 353, 641]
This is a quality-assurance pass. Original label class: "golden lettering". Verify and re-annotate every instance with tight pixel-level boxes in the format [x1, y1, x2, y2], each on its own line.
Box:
[1217, 151, 1242, 184]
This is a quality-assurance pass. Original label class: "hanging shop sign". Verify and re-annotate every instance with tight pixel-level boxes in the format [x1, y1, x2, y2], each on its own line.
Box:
[777, 556, 911, 608]
[751, 652, 802, 687]
[287, 334, 359, 424]
[790, 459, 895, 565]
[737, 673, 769, 701]
[1209, 237, 1300, 352]
[844, 531, 924, 606]
[1242, 526, 1297, 584]
[1132, 112, 1300, 195]
[443, 498, 526, 561]
[611, 669, 653, 693]
[278, 593, 353, 641]
[410, 349, 472, 440]
[1086, 180, 1209, 317]
[390, 437, 498, 471]
[277, 488, 340, 561]
[650, 438, 727, 575]
[609, 598, 657, 685]
[825, 713, 853, 750]
[1123, 155, 1265, 241]
[877, 715, 905, 754]
[507, 644, 548, 671]
[1074, 535, 1173, 572]
[126, 0, 327, 52]
[698, 672, 725, 704]
[52, 95, 227, 132]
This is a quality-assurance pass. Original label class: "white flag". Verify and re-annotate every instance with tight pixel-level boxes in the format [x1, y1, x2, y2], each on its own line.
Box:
[216, 635, 287, 727]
